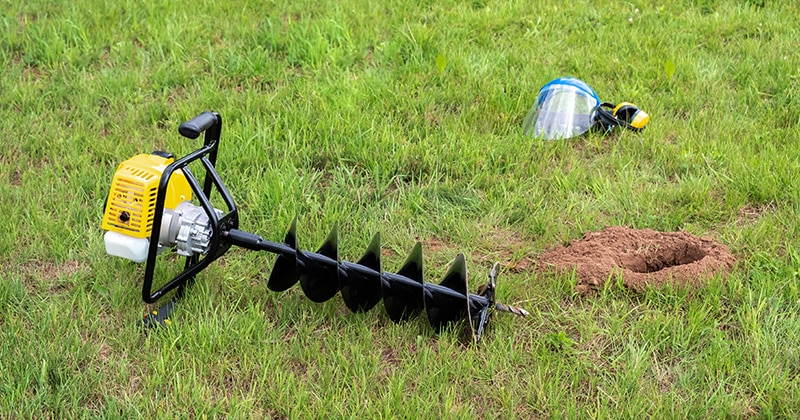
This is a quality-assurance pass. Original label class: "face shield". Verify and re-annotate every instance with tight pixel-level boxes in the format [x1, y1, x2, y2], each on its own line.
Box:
[523, 78, 601, 140]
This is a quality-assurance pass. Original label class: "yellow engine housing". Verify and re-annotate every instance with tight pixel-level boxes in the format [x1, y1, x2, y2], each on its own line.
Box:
[102, 153, 192, 238]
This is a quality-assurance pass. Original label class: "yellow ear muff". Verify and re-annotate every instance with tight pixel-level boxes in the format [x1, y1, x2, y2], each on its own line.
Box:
[613, 102, 650, 130]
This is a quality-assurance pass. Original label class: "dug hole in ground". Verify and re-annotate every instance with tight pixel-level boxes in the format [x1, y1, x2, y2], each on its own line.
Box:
[537, 227, 736, 294]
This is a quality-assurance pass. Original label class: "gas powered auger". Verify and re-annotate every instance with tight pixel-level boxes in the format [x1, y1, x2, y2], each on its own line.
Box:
[102, 112, 528, 343]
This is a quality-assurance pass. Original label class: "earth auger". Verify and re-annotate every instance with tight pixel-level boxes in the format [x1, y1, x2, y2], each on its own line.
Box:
[101, 111, 528, 343]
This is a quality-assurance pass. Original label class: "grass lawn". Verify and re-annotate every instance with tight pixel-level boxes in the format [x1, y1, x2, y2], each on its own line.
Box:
[2, 0, 800, 417]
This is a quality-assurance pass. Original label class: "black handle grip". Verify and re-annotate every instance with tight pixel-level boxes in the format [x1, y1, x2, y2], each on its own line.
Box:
[178, 111, 219, 139]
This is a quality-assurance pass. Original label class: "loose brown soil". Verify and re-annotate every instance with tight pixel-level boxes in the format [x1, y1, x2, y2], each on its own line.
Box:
[538, 227, 736, 293]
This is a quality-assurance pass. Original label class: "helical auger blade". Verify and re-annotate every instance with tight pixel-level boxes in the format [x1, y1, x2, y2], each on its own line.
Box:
[259, 219, 527, 343]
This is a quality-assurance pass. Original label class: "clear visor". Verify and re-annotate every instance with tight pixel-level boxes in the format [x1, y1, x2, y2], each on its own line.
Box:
[523, 84, 599, 140]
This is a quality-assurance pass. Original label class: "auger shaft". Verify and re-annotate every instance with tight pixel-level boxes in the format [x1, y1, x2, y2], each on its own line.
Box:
[223, 229, 295, 257]
[222, 223, 528, 343]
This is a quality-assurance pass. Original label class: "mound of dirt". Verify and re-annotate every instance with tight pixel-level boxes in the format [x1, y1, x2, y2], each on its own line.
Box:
[538, 227, 735, 293]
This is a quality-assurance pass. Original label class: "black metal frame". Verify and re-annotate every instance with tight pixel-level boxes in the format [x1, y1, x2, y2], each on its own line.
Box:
[142, 112, 238, 304]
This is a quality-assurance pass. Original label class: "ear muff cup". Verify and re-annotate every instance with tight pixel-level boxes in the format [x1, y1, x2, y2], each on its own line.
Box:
[613, 102, 650, 131]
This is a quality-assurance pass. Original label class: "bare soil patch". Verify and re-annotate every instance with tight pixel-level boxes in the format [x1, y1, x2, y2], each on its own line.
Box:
[538, 226, 735, 293]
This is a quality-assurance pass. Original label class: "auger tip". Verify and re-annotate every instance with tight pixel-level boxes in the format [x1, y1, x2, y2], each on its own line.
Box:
[495, 302, 529, 317]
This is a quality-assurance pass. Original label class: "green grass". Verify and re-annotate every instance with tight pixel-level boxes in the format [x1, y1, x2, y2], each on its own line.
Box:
[2, 0, 800, 417]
